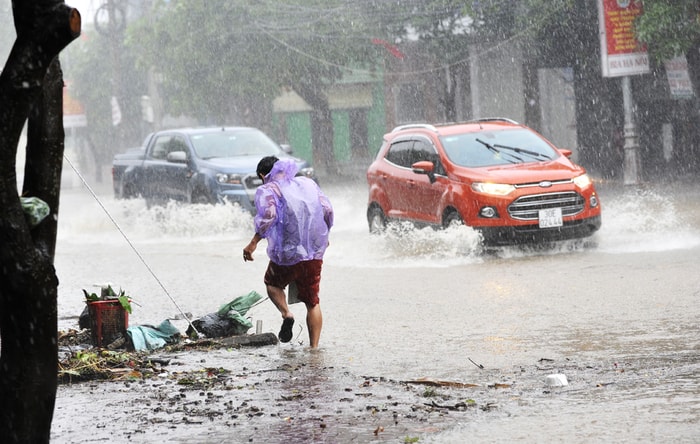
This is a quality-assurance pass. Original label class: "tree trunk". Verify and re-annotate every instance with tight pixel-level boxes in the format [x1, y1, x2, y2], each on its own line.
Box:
[684, 40, 700, 174]
[685, 40, 700, 101]
[293, 82, 336, 176]
[440, 64, 458, 123]
[523, 62, 542, 133]
[0, 3, 80, 443]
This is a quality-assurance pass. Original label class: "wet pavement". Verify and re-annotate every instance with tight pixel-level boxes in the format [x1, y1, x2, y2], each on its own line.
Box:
[51, 176, 700, 442]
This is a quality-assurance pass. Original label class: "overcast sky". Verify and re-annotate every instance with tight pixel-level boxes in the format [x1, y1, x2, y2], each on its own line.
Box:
[70, 0, 99, 20]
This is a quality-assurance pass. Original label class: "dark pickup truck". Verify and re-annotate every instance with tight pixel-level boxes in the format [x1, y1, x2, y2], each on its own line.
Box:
[112, 126, 315, 212]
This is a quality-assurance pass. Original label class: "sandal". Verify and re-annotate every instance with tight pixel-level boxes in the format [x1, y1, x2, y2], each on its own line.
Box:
[278, 317, 294, 343]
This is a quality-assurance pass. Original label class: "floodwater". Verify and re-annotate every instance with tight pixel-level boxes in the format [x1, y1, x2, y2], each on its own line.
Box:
[51, 174, 700, 442]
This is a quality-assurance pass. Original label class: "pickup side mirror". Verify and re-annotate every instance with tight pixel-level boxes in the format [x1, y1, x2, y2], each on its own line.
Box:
[559, 149, 572, 158]
[167, 151, 188, 163]
[412, 160, 436, 184]
[280, 144, 293, 154]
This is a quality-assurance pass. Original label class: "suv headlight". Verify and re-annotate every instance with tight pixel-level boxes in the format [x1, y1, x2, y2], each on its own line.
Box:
[572, 173, 592, 189]
[216, 173, 243, 185]
[471, 182, 515, 196]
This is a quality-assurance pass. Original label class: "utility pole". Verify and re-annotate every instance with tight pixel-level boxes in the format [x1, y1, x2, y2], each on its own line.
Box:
[597, 0, 648, 186]
[621, 76, 641, 185]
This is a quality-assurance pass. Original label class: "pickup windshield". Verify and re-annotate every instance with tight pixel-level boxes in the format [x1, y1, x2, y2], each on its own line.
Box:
[440, 129, 559, 168]
[191, 129, 282, 159]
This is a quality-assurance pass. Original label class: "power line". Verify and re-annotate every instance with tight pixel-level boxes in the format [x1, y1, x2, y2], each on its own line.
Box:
[63, 154, 201, 337]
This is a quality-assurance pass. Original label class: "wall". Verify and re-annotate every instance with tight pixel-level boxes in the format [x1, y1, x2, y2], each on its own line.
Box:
[538, 68, 579, 159]
[468, 42, 525, 122]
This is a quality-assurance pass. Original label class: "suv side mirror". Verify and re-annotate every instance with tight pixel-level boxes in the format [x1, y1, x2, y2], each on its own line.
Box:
[559, 149, 572, 158]
[280, 144, 293, 154]
[412, 160, 436, 184]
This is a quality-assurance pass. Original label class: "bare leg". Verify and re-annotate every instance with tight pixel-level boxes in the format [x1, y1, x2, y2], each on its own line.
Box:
[306, 303, 323, 348]
[266, 284, 293, 320]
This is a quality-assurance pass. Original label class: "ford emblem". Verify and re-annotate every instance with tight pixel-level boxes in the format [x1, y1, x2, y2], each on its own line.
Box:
[539, 181, 553, 188]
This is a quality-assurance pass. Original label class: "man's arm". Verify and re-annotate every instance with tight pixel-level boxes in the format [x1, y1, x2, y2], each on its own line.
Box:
[243, 232, 263, 262]
[319, 192, 334, 229]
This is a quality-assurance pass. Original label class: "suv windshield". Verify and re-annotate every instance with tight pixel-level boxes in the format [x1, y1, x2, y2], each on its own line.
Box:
[440, 128, 559, 167]
[190, 129, 282, 159]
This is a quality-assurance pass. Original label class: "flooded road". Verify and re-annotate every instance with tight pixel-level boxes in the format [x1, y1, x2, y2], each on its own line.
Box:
[51, 175, 700, 442]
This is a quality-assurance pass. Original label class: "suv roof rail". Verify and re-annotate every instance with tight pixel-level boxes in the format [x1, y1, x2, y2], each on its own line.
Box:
[391, 123, 438, 133]
[468, 117, 520, 125]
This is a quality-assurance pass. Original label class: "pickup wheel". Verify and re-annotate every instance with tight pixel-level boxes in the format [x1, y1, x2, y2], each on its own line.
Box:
[120, 183, 137, 199]
[191, 191, 214, 205]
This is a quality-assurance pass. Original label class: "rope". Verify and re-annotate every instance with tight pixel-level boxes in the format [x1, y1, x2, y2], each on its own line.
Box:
[63, 155, 200, 337]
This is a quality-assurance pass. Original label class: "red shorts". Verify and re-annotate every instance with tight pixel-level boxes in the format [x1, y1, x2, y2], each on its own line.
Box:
[264, 259, 323, 306]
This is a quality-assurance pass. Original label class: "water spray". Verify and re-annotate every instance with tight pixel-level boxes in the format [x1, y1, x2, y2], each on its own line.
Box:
[63, 155, 201, 337]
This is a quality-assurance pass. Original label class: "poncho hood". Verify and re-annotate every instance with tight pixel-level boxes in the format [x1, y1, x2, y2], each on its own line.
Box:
[265, 159, 299, 183]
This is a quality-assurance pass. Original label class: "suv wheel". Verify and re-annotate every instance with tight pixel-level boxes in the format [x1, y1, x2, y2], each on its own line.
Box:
[367, 206, 386, 234]
[443, 210, 463, 228]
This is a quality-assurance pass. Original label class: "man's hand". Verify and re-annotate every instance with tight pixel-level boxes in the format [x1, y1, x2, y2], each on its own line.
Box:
[243, 243, 255, 262]
[243, 233, 262, 262]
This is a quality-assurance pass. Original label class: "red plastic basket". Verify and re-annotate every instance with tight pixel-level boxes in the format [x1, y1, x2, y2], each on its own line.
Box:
[87, 300, 129, 347]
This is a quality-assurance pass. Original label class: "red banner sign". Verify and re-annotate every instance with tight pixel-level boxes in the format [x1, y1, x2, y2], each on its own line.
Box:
[598, 0, 649, 77]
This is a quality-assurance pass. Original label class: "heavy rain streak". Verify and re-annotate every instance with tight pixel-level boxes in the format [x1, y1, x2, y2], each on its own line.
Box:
[0, 0, 697, 442]
[51, 177, 700, 442]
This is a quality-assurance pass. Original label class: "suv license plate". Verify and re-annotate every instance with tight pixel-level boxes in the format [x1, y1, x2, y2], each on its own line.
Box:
[539, 208, 563, 228]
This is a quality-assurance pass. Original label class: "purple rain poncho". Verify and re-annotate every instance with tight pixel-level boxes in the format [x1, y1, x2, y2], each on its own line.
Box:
[253, 159, 334, 266]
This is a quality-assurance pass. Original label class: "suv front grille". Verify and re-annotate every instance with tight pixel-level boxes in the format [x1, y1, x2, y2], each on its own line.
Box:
[508, 191, 585, 221]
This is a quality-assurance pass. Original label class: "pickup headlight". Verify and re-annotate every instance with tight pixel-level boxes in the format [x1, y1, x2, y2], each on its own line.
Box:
[298, 167, 315, 179]
[216, 173, 243, 185]
[572, 173, 592, 189]
[471, 182, 515, 196]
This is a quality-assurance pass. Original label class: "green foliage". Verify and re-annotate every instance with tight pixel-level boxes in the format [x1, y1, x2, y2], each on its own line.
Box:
[58, 350, 136, 382]
[63, 26, 147, 162]
[83, 285, 133, 314]
[82, 289, 99, 302]
[126, 0, 389, 124]
[75, 350, 99, 364]
[635, 0, 700, 62]
[422, 387, 438, 397]
[118, 295, 132, 314]
[463, 0, 576, 41]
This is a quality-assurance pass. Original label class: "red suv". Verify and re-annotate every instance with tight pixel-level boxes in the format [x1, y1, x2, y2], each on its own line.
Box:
[366, 118, 601, 245]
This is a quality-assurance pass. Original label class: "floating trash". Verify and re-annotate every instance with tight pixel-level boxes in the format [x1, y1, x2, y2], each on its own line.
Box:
[545, 374, 568, 387]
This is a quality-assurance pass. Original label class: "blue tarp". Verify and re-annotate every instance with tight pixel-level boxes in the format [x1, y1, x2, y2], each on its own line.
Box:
[127, 319, 181, 351]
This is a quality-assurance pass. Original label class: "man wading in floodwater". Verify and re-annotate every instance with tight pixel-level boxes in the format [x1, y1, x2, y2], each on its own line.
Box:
[243, 156, 333, 348]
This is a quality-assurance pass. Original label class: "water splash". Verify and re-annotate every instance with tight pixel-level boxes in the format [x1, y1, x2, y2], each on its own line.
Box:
[56, 183, 700, 263]
[596, 187, 700, 253]
[58, 197, 254, 243]
[372, 222, 484, 264]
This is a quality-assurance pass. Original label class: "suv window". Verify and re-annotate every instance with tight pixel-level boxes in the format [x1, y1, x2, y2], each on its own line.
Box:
[385, 138, 445, 174]
[384, 140, 414, 168]
[413, 139, 445, 175]
[440, 128, 557, 167]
